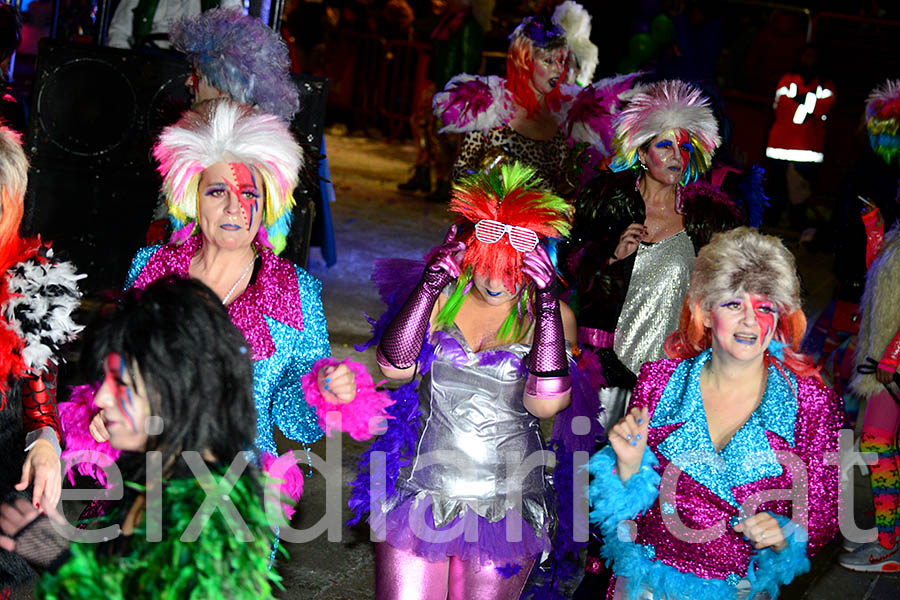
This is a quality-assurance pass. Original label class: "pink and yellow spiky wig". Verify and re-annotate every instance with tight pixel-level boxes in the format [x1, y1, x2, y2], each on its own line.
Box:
[507, 16, 571, 117]
[435, 162, 572, 342]
[665, 227, 819, 381]
[153, 98, 303, 254]
[865, 79, 900, 166]
[610, 79, 720, 185]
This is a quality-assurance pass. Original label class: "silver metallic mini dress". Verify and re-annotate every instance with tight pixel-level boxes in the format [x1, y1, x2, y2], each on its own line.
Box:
[381, 324, 553, 552]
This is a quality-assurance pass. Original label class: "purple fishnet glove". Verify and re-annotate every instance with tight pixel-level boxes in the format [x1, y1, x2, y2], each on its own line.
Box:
[523, 246, 570, 397]
[378, 227, 465, 370]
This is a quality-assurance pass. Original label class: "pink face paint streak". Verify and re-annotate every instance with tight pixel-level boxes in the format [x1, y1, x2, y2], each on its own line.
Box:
[228, 163, 260, 231]
[750, 295, 777, 342]
[105, 353, 138, 432]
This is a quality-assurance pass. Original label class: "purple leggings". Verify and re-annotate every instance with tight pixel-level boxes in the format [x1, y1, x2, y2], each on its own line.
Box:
[375, 542, 535, 600]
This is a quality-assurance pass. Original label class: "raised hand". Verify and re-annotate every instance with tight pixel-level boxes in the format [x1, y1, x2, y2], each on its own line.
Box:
[378, 226, 466, 373]
[608, 406, 650, 483]
[424, 225, 466, 288]
[611, 223, 647, 263]
[522, 245, 557, 290]
[734, 511, 788, 552]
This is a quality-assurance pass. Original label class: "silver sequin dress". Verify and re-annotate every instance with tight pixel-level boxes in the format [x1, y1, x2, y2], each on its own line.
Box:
[613, 231, 695, 376]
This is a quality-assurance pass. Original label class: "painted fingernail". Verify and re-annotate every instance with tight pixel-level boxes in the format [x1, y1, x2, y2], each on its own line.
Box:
[637, 418, 643, 424]
[636, 434, 642, 440]
[626, 434, 632, 440]
[325, 377, 331, 383]
[631, 440, 637, 446]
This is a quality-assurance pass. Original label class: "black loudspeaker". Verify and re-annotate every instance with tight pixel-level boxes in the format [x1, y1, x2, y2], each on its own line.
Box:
[284, 74, 329, 269]
[23, 39, 191, 293]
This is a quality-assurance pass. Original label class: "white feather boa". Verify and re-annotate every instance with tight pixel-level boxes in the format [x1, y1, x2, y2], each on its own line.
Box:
[4, 249, 84, 374]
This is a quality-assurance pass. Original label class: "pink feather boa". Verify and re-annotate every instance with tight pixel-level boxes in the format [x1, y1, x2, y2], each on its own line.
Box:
[301, 357, 393, 441]
[260, 451, 304, 519]
[58, 383, 121, 488]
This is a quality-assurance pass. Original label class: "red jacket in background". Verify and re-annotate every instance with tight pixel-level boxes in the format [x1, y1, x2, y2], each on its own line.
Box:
[766, 73, 835, 163]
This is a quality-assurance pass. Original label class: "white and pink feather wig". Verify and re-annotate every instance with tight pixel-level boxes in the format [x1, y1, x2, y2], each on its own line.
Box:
[153, 99, 303, 254]
[610, 79, 720, 185]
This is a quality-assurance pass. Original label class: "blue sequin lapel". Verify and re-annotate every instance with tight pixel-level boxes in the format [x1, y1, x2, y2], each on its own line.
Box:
[650, 350, 798, 507]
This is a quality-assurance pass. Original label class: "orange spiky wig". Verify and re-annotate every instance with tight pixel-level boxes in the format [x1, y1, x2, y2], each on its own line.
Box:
[506, 16, 571, 118]
[449, 162, 572, 292]
[434, 163, 572, 343]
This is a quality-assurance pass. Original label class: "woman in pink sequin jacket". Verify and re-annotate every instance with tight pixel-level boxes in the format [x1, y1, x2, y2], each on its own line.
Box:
[588, 227, 842, 600]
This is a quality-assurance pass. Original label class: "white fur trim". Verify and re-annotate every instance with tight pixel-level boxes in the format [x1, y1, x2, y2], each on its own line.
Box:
[852, 223, 900, 397]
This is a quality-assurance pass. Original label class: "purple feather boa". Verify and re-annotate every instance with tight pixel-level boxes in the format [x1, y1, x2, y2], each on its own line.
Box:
[347, 380, 422, 526]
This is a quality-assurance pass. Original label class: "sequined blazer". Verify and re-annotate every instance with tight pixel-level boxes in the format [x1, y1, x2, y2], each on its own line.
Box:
[588, 351, 842, 599]
[126, 235, 330, 455]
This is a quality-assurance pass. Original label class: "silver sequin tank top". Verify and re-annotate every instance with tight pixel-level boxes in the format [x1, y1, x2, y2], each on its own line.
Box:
[614, 230, 695, 376]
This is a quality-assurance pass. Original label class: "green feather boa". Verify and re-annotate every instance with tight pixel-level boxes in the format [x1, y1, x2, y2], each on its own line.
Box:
[37, 471, 282, 599]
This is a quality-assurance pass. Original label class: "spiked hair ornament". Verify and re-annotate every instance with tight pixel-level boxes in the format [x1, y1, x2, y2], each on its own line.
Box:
[153, 99, 302, 255]
[449, 162, 572, 293]
[865, 79, 900, 165]
[552, 1, 598, 86]
[610, 80, 720, 185]
[170, 8, 300, 122]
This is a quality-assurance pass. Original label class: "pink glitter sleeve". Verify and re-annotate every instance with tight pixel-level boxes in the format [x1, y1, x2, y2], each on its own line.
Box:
[794, 376, 844, 556]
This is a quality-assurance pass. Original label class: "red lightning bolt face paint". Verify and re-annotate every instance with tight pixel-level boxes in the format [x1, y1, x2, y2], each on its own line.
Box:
[104, 353, 138, 433]
[749, 295, 778, 342]
[707, 293, 780, 363]
[227, 163, 260, 231]
[675, 130, 694, 172]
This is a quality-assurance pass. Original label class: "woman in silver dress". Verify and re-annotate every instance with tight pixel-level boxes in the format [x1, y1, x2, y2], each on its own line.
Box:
[355, 162, 576, 599]
[562, 79, 743, 427]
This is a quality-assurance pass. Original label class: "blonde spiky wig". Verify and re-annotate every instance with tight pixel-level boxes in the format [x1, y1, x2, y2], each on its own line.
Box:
[610, 79, 720, 185]
[153, 99, 303, 254]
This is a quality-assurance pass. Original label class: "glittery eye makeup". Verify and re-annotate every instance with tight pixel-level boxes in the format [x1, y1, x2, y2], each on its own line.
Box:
[104, 352, 138, 432]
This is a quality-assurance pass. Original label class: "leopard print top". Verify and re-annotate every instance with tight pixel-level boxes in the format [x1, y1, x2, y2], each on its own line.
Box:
[452, 126, 569, 191]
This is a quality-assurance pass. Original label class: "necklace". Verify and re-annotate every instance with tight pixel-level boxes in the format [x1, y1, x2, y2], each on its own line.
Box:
[221, 251, 256, 305]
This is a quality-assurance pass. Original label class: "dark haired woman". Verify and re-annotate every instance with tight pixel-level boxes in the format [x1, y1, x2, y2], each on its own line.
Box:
[0, 277, 281, 598]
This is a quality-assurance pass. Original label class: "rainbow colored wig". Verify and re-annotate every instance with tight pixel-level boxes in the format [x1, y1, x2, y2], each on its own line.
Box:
[435, 162, 572, 342]
[506, 16, 571, 117]
[609, 80, 720, 185]
[865, 79, 900, 166]
[170, 8, 299, 122]
[153, 99, 302, 255]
